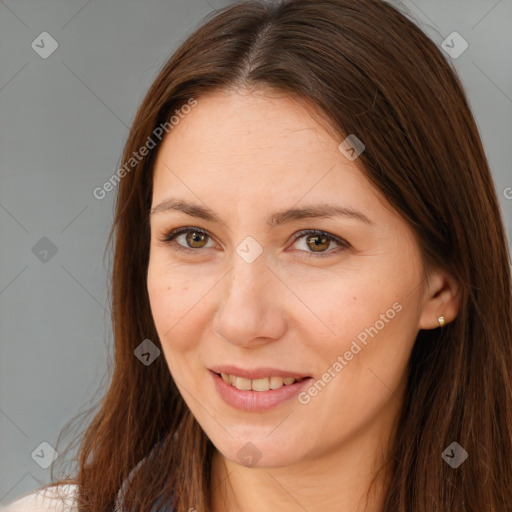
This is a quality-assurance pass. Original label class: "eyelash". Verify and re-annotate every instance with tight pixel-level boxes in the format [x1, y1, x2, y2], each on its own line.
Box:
[158, 226, 351, 258]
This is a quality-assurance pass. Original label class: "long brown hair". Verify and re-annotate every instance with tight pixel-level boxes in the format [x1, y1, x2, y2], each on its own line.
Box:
[42, 0, 512, 510]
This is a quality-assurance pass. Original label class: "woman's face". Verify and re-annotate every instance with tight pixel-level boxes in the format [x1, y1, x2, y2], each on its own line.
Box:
[147, 88, 429, 468]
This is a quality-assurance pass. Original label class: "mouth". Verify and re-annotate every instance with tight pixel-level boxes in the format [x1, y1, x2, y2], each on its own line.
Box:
[208, 368, 314, 412]
[211, 371, 310, 391]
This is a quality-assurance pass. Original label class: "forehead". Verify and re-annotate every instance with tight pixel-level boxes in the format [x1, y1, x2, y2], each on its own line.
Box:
[150, 89, 393, 223]
[170, 89, 340, 155]
[154, 89, 355, 181]
[184, 87, 338, 134]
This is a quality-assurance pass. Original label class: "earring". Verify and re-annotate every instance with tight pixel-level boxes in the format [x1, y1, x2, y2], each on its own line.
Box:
[438, 315, 445, 328]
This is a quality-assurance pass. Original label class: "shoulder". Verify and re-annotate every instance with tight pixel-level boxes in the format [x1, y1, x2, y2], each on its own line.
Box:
[1, 484, 78, 512]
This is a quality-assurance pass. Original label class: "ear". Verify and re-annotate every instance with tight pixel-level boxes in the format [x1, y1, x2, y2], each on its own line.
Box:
[418, 266, 462, 329]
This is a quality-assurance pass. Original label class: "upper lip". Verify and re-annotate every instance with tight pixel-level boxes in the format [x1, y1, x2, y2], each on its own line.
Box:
[209, 365, 311, 380]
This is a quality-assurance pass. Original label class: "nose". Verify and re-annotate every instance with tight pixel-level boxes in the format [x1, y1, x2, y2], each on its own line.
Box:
[212, 254, 287, 348]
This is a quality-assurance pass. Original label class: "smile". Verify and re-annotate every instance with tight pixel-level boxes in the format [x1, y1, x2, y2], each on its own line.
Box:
[209, 370, 313, 412]
[216, 372, 308, 391]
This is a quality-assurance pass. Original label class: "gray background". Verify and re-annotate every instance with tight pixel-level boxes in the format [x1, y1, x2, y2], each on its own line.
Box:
[1, 0, 511, 504]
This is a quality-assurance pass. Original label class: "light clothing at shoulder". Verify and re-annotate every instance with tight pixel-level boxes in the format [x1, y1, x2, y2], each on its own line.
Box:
[0, 484, 78, 512]
[1, 442, 170, 512]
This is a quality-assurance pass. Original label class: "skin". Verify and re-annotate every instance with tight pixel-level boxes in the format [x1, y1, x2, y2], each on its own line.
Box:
[147, 88, 460, 512]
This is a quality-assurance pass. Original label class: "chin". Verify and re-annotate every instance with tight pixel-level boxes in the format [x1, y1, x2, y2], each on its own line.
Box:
[207, 426, 313, 469]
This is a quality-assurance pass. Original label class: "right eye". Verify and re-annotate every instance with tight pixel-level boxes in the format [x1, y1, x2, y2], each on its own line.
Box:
[159, 226, 217, 253]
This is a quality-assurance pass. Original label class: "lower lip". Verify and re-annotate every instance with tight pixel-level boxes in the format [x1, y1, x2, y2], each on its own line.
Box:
[210, 371, 312, 412]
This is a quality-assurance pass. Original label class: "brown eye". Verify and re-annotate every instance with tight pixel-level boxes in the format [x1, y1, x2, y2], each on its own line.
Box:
[160, 227, 215, 252]
[185, 231, 209, 249]
[291, 229, 350, 258]
[305, 233, 331, 252]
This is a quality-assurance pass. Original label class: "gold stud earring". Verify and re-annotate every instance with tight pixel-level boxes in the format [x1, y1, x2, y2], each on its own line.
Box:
[438, 315, 445, 328]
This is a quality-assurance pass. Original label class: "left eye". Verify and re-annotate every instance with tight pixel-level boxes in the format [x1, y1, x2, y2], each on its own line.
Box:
[159, 227, 350, 257]
[290, 229, 350, 256]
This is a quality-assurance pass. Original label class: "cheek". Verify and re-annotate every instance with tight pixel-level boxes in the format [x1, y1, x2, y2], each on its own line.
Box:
[294, 275, 396, 344]
[147, 260, 196, 353]
[147, 256, 224, 368]
[320, 294, 417, 408]
[298, 270, 417, 379]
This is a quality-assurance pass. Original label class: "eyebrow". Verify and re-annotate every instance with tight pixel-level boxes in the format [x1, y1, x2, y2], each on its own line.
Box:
[149, 198, 373, 227]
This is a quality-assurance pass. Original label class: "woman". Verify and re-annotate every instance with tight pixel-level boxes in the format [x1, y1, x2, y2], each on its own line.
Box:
[4, 0, 511, 511]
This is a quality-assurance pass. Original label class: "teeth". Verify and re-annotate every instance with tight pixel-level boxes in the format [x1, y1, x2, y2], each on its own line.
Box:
[235, 376, 252, 391]
[252, 378, 270, 391]
[270, 376, 284, 389]
[220, 373, 302, 391]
